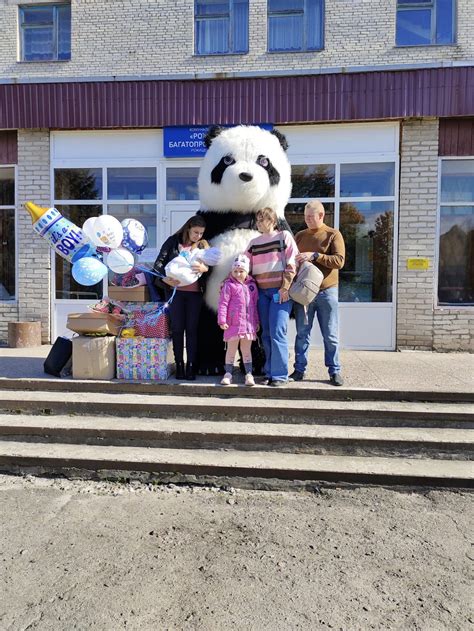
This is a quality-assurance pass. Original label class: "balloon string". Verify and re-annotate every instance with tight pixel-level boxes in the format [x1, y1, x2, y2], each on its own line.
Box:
[105, 253, 179, 329]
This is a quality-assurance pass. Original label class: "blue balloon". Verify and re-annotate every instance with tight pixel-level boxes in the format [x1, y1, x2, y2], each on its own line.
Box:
[71, 243, 100, 264]
[121, 218, 148, 254]
[72, 257, 108, 286]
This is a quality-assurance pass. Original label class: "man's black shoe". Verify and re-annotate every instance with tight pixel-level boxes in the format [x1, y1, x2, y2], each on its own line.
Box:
[329, 373, 344, 386]
[289, 370, 305, 382]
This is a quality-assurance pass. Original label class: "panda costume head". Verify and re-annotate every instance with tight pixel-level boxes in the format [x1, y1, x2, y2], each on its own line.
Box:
[198, 125, 292, 311]
[199, 125, 291, 214]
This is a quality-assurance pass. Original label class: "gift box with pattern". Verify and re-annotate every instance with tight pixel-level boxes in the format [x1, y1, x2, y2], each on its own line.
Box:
[116, 337, 171, 380]
[121, 302, 170, 339]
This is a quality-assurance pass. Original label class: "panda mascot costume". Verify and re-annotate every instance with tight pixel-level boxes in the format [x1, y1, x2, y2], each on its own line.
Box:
[196, 124, 292, 375]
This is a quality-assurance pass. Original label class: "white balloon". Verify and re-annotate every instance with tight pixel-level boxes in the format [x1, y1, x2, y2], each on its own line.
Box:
[106, 248, 135, 274]
[82, 217, 99, 244]
[89, 215, 124, 249]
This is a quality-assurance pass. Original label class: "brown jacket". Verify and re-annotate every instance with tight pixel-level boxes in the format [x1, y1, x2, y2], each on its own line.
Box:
[295, 224, 345, 290]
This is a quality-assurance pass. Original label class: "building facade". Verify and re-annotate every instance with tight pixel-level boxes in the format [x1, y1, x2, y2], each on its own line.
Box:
[0, 0, 473, 351]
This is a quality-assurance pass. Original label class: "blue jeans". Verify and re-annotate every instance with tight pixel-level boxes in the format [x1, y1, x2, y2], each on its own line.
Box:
[258, 288, 293, 382]
[294, 286, 341, 376]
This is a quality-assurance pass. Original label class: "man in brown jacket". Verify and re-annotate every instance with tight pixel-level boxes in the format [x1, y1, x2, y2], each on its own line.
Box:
[290, 200, 345, 385]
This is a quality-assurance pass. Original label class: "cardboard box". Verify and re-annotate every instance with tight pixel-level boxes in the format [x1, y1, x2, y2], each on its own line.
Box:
[108, 285, 150, 302]
[67, 312, 124, 336]
[72, 336, 116, 380]
[116, 337, 170, 381]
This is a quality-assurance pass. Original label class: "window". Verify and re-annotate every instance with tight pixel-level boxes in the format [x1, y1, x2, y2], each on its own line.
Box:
[53, 167, 158, 299]
[195, 0, 248, 55]
[396, 0, 455, 46]
[19, 3, 71, 62]
[284, 161, 396, 303]
[166, 168, 199, 200]
[437, 159, 474, 306]
[0, 168, 15, 301]
[268, 0, 324, 52]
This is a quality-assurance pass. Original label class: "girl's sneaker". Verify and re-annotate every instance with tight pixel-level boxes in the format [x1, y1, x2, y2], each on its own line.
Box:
[245, 373, 255, 387]
[221, 372, 232, 386]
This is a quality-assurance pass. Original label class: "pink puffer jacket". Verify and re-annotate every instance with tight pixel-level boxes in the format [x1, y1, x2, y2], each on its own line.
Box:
[217, 275, 259, 342]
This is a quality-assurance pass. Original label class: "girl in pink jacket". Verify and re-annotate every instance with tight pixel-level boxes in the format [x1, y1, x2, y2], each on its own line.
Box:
[217, 254, 260, 386]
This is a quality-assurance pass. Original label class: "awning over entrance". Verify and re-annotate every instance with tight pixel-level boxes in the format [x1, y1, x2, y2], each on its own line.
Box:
[0, 67, 472, 130]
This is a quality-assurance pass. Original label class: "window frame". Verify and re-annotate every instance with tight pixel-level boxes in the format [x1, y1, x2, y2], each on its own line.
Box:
[0, 165, 17, 303]
[52, 164, 160, 301]
[19, 2, 71, 62]
[435, 156, 474, 309]
[267, 0, 325, 53]
[395, 0, 456, 47]
[194, 0, 249, 56]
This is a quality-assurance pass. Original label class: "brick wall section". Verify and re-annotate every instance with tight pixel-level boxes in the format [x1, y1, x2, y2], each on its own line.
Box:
[433, 310, 474, 352]
[15, 130, 50, 344]
[0, 0, 472, 81]
[397, 119, 473, 352]
[397, 120, 438, 350]
[0, 281, 17, 345]
[0, 130, 51, 345]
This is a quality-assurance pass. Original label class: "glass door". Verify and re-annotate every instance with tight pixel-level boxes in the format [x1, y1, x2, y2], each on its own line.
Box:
[160, 163, 200, 247]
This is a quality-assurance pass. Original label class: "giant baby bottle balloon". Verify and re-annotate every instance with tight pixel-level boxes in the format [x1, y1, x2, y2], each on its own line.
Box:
[24, 202, 98, 263]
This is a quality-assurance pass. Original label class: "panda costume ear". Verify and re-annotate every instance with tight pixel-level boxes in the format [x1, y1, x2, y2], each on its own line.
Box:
[204, 125, 226, 149]
[271, 129, 289, 152]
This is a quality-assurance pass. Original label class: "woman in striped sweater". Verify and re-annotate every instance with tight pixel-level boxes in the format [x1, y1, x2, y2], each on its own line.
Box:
[246, 207, 298, 386]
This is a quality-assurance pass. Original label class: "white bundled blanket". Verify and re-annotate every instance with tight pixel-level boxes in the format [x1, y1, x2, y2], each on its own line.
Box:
[165, 247, 221, 287]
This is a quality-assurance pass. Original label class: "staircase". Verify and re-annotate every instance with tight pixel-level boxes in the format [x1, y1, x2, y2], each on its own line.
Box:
[0, 378, 472, 489]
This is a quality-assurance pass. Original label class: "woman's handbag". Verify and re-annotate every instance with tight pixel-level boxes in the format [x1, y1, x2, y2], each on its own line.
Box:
[278, 233, 323, 306]
[288, 260, 323, 306]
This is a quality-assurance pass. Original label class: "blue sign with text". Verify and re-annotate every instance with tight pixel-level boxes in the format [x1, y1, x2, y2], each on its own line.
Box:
[164, 124, 273, 158]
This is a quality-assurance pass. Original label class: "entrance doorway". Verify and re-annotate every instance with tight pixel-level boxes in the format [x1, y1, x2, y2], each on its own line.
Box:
[50, 124, 398, 349]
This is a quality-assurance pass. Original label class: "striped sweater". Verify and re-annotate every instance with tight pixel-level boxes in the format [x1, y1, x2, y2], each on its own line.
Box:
[246, 230, 298, 291]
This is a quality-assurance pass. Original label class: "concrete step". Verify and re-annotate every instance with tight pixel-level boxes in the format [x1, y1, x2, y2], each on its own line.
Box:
[0, 414, 472, 459]
[0, 390, 472, 427]
[0, 377, 473, 404]
[0, 440, 472, 488]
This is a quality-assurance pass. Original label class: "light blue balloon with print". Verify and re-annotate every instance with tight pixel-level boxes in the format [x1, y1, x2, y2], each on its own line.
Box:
[72, 256, 108, 286]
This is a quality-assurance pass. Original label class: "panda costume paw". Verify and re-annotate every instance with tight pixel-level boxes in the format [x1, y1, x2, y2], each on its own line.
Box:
[196, 124, 292, 376]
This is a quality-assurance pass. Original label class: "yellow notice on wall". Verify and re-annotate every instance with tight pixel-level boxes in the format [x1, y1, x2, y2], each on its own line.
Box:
[407, 258, 430, 270]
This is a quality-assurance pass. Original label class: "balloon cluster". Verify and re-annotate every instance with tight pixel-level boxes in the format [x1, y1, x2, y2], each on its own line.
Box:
[75, 215, 148, 285]
[24, 203, 148, 286]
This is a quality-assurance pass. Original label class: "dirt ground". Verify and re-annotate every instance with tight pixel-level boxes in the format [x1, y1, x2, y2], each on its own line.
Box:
[0, 474, 472, 631]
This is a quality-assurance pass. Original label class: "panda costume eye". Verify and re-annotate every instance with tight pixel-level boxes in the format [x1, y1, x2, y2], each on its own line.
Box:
[211, 154, 236, 183]
[256, 154, 280, 186]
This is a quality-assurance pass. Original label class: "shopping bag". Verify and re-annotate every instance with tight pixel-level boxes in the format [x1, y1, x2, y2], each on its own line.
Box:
[133, 308, 170, 338]
[43, 336, 73, 378]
